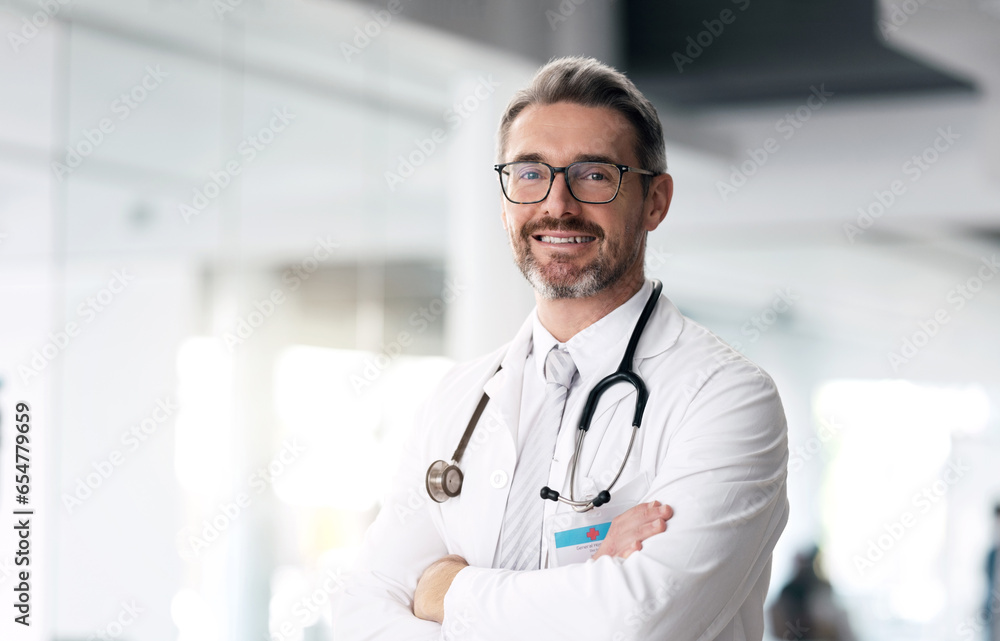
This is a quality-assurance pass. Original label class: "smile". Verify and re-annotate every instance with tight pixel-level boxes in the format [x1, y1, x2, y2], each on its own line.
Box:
[535, 235, 596, 244]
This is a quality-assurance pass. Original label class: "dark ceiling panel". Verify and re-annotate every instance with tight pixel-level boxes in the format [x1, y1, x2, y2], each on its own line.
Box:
[623, 0, 975, 106]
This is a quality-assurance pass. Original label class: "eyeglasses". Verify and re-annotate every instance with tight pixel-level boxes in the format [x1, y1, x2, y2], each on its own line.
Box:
[494, 161, 657, 204]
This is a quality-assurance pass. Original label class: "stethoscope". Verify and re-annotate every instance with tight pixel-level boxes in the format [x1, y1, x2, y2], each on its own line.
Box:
[426, 280, 662, 512]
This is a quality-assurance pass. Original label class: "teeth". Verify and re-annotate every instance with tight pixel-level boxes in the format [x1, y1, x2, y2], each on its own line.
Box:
[539, 236, 594, 244]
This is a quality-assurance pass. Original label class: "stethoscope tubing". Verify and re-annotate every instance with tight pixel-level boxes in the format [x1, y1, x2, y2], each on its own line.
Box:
[427, 280, 663, 512]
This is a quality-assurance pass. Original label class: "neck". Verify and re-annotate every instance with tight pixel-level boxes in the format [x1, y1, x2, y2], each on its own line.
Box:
[535, 269, 645, 343]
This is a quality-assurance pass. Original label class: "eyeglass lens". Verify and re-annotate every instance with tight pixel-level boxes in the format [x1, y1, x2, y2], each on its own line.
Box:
[502, 162, 621, 203]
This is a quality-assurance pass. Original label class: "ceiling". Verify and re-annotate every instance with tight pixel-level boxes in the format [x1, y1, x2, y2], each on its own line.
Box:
[375, 0, 978, 107]
[624, 0, 975, 105]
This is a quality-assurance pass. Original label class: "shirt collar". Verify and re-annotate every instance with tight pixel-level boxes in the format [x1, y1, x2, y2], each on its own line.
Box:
[529, 279, 653, 385]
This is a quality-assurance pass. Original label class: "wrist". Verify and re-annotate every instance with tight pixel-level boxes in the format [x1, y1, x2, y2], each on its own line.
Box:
[414, 555, 468, 624]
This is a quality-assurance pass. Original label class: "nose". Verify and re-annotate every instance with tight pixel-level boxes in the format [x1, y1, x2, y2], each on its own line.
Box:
[543, 170, 582, 218]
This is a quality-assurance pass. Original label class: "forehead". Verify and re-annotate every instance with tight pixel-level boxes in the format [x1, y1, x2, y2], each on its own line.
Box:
[505, 102, 637, 164]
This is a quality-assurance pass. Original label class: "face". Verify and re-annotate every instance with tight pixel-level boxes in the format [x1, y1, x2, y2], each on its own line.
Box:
[500, 102, 666, 300]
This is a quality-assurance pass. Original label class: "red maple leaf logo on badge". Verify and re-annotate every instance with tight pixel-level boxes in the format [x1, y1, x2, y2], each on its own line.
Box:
[586, 527, 600, 541]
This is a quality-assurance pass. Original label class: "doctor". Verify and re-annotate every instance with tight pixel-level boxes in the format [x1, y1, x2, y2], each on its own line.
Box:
[333, 56, 788, 640]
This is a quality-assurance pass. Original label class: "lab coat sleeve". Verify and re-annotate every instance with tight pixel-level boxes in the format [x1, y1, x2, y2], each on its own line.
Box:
[331, 398, 448, 641]
[440, 364, 789, 641]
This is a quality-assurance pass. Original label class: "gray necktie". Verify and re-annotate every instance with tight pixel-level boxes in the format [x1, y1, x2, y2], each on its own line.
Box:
[498, 346, 577, 570]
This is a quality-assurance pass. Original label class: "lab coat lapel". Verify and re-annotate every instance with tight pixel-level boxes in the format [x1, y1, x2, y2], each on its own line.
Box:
[482, 313, 532, 444]
[586, 290, 684, 425]
[476, 314, 532, 565]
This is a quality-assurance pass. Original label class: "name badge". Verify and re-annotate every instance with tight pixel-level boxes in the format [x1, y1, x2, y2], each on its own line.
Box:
[553, 521, 612, 565]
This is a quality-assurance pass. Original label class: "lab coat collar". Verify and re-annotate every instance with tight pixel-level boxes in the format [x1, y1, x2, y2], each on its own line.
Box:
[563, 280, 652, 384]
[550, 279, 684, 379]
[563, 279, 685, 427]
[481, 313, 534, 444]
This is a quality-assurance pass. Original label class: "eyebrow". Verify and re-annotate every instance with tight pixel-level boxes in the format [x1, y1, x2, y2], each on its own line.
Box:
[508, 153, 621, 165]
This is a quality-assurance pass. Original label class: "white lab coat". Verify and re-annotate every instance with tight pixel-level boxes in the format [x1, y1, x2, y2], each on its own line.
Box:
[333, 289, 789, 641]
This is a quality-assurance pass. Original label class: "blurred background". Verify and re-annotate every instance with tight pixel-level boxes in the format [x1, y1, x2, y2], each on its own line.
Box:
[0, 0, 998, 639]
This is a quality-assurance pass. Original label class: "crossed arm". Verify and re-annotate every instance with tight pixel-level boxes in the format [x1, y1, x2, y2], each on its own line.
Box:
[412, 501, 675, 623]
[333, 367, 788, 640]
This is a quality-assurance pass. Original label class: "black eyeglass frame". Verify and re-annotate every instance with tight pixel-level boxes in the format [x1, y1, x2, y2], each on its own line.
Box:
[493, 161, 658, 205]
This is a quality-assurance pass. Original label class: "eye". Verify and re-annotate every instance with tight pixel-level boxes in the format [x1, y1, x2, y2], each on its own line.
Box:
[572, 163, 616, 182]
[514, 163, 546, 181]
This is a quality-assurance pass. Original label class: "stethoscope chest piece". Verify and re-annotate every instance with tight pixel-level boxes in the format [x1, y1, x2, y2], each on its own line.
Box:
[426, 459, 464, 503]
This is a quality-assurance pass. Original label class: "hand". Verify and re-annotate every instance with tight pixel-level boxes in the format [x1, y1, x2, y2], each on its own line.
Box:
[592, 501, 674, 561]
[413, 554, 469, 623]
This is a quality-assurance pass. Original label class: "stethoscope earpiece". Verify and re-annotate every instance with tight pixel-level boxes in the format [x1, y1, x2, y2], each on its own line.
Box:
[426, 459, 464, 503]
[539, 486, 612, 510]
[539, 486, 559, 501]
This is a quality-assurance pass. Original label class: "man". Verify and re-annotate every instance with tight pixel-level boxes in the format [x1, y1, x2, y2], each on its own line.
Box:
[333, 56, 788, 640]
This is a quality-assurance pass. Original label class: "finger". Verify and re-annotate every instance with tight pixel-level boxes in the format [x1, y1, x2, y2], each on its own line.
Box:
[640, 518, 667, 540]
[623, 541, 642, 559]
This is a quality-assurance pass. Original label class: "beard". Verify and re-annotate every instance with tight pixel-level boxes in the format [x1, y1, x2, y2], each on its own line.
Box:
[507, 215, 644, 300]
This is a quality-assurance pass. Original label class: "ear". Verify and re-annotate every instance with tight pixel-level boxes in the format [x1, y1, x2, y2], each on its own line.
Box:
[642, 173, 673, 232]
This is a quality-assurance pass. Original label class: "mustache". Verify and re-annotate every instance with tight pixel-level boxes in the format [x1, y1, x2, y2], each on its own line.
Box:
[520, 217, 604, 241]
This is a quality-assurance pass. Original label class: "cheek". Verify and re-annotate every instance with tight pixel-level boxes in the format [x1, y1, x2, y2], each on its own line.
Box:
[503, 209, 531, 235]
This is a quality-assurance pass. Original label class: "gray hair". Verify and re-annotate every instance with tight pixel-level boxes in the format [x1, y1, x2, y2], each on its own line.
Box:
[497, 57, 667, 184]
